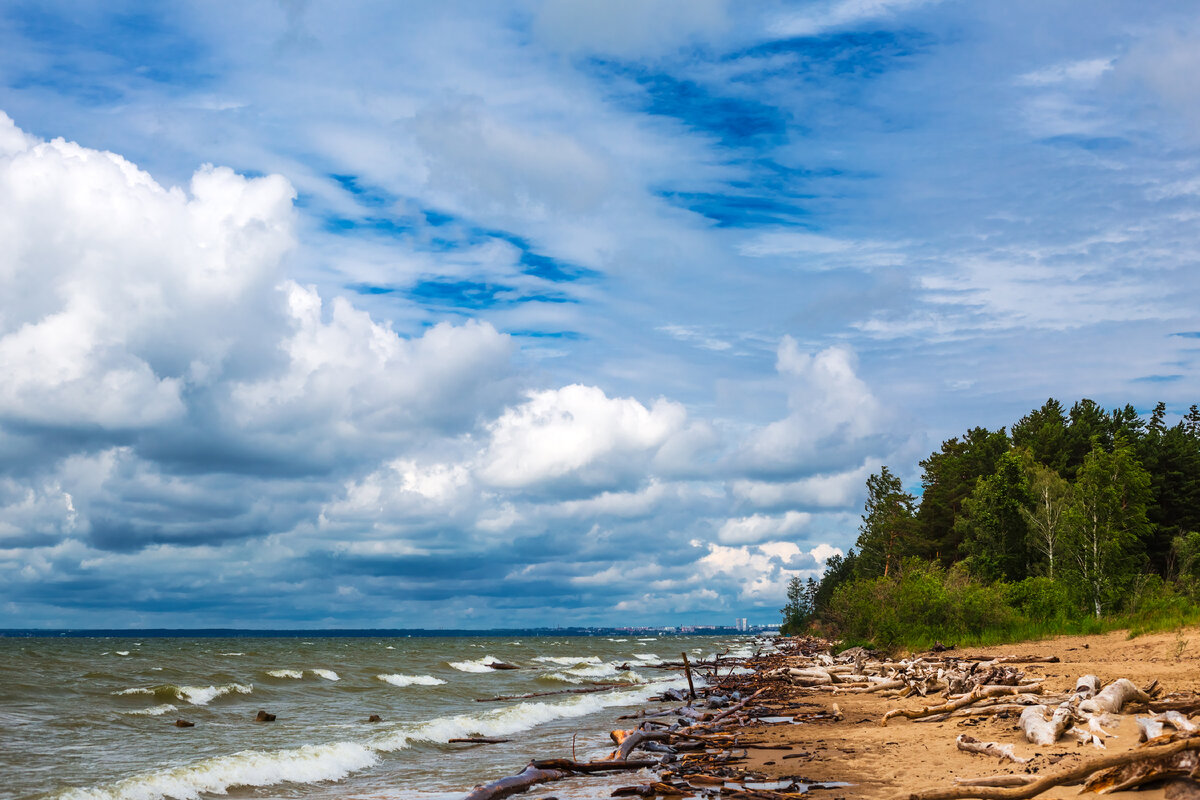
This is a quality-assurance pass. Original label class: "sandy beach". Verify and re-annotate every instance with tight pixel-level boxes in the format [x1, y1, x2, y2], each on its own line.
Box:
[740, 627, 1200, 799]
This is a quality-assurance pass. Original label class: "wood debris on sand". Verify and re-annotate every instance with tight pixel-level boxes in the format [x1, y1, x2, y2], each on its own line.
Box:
[460, 627, 1200, 800]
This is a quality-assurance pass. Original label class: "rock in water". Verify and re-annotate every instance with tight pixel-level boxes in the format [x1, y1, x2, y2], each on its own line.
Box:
[174, 719, 195, 728]
[255, 710, 276, 722]
[368, 714, 382, 722]
[487, 661, 520, 670]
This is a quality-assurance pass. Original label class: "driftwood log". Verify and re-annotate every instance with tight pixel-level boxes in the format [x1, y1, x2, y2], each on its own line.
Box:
[463, 759, 657, 800]
[955, 734, 1028, 765]
[1019, 704, 1073, 746]
[896, 735, 1200, 800]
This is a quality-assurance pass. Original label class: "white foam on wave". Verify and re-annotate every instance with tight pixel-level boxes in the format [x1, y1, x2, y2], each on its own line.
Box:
[267, 669, 305, 679]
[76, 669, 691, 800]
[179, 683, 253, 705]
[115, 651, 130, 656]
[606, 638, 628, 642]
[51, 741, 378, 800]
[632, 654, 662, 664]
[311, 669, 340, 681]
[544, 664, 646, 684]
[376, 674, 446, 688]
[372, 677, 678, 752]
[532, 656, 601, 666]
[118, 683, 253, 705]
[447, 655, 500, 673]
[122, 704, 178, 716]
[220, 652, 244, 656]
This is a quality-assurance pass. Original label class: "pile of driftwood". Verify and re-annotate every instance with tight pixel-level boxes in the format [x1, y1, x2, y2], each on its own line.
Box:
[761, 639, 1200, 798]
[462, 639, 839, 800]
[461, 637, 1200, 800]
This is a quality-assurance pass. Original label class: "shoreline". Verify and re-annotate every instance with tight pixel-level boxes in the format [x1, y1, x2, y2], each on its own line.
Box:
[465, 626, 1200, 800]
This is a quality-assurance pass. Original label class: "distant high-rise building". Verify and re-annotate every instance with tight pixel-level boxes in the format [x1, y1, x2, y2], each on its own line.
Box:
[734, 617, 748, 631]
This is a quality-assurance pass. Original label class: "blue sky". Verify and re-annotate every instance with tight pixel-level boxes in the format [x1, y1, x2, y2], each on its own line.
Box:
[1, 0, 1198, 628]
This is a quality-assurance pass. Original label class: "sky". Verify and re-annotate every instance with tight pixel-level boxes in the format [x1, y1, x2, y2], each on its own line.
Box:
[1, 0, 1199, 629]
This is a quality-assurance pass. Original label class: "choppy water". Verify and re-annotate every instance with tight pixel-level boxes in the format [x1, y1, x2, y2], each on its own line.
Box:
[0, 635, 754, 800]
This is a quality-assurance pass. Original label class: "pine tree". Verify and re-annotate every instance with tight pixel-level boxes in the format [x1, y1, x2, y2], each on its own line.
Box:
[914, 427, 1010, 563]
[856, 466, 917, 578]
[957, 451, 1033, 582]
[1012, 398, 1069, 474]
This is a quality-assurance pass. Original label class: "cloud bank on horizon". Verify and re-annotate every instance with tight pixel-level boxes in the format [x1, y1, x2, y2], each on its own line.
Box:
[0, 0, 1198, 628]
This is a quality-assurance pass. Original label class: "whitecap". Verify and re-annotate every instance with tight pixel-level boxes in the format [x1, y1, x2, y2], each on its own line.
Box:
[311, 669, 340, 681]
[376, 674, 446, 688]
[219, 652, 244, 656]
[266, 669, 304, 679]
[123, 704, 178, 716]
[447, 656, 500, 673]
[179, 683, 252, 705]
[372, 677, 683, 753]
[606, 638, 628, 642]
[115, 651, 130, 656]
[50, 741, 377, 800]
[116, 683, 251, 705]
[532, 656, 601, 666]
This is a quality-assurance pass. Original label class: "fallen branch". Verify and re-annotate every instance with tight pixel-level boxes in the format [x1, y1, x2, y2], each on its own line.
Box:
[955, 734, 1029, 765]
[449, 737, 511, 744]
[882, 686, 1035, 726]
[893, 734, 1200, 800]
[475, 683, 628, 702]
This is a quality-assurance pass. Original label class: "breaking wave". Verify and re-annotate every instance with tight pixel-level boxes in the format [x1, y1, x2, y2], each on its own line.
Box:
[122, 704, 178, 716]
[311, 669, 339, 681]
[447, 655, 501, 673]
[532, 656, 601, 666]
[266, 669, 304, 679]
[71, 675, 687, 800]
[376, 673, 446, 688]
[50, 741, 378, 800]
[114, 683, 252, 706]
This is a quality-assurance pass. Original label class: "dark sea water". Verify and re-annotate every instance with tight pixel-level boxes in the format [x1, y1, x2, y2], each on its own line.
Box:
[0, 634, 757, 800]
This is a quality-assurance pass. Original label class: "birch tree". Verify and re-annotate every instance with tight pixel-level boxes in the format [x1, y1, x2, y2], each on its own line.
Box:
[1063, 440, 1151, 616]
[1021, 460, 1071, 579]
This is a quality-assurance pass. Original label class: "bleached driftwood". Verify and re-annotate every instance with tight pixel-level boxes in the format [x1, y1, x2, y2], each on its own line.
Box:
[955, 734, 1029, 765]
[1019, 704, 1073, 745]
[1073, 674, 1101, 699]
[1139, 716, 1166, 742]
[883, 685, 1035, 726]
[897, 734, 1200, 800]
[1161, 710, 1199, 734]
[1079, 678, 1151, 715]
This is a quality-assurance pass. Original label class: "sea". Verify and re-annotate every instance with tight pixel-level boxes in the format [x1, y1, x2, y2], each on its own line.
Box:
[0, 633, 758, 800]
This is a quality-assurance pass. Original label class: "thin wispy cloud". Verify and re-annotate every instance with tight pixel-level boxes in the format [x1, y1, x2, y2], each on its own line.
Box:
[0, 1, 1197, 628]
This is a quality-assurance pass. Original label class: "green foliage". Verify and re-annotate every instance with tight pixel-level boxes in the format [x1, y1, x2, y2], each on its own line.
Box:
[1062, 439, 1152, 616]
[854, 466, 917, 578]
[824, 559, 1017, 650]
[780, 575, 817, 635]
[1020, 458, 1071, 579]
[957, 451, 1032, 582]
[1003, 576, 1077, 621]
[916, 427, 1011, 564]
[781, 395, 1200, 646]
